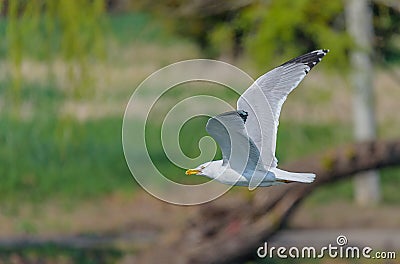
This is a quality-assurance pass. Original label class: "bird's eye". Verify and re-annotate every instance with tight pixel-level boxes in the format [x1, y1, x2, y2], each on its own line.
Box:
[200, 166, 205, 169]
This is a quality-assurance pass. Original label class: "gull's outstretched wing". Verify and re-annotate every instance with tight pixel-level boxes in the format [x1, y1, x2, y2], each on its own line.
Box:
[237, 49, 329, 171]
[206, 110, 262, 176]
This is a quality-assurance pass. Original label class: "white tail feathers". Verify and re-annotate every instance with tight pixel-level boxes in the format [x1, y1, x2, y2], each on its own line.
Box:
[271, 168, 315, 183]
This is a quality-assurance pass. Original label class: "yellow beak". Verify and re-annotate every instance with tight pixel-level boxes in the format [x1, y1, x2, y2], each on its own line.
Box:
[185, 169, 200, 175]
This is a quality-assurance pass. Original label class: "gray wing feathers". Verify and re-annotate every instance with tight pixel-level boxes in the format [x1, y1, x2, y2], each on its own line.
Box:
[206, 111, 261, 174]
[237, 49, 329, 169]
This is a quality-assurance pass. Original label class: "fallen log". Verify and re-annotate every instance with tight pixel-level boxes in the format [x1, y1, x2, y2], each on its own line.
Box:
[138, 139, 400, 263]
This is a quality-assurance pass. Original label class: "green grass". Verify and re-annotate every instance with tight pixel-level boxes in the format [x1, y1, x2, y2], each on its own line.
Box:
[0, 115, 134, 205]
[380, 167, 400, 204]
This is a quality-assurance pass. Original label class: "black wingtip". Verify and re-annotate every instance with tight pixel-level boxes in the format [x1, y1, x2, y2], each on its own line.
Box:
[281, 49, 329, 73]
[237, 110, 248, 123]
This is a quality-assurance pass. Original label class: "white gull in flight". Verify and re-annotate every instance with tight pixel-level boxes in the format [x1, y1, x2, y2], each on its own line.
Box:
[186, 49, 329, 189]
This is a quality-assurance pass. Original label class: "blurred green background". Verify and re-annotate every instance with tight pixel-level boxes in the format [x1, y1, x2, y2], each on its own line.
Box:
[0, 0, 399, 263]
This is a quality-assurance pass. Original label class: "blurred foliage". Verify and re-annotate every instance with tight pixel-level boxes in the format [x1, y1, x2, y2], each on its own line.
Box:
[240, 0, 349, 69]
[3, 0, 107, 110]
[373, 2, 400, 64]
[128, 0, 400, 69]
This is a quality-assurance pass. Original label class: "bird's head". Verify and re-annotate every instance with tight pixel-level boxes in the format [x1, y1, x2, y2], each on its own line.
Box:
[185, 161, 222, 178]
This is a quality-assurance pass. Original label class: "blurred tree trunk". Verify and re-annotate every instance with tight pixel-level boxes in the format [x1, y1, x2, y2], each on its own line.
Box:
[346, 0, 381, 205]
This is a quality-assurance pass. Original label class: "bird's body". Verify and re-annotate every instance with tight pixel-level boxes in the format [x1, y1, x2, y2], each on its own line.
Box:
[186, 49, 329, 189]
[191, 160, 315, 187]
[195, 160, 276, 186]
